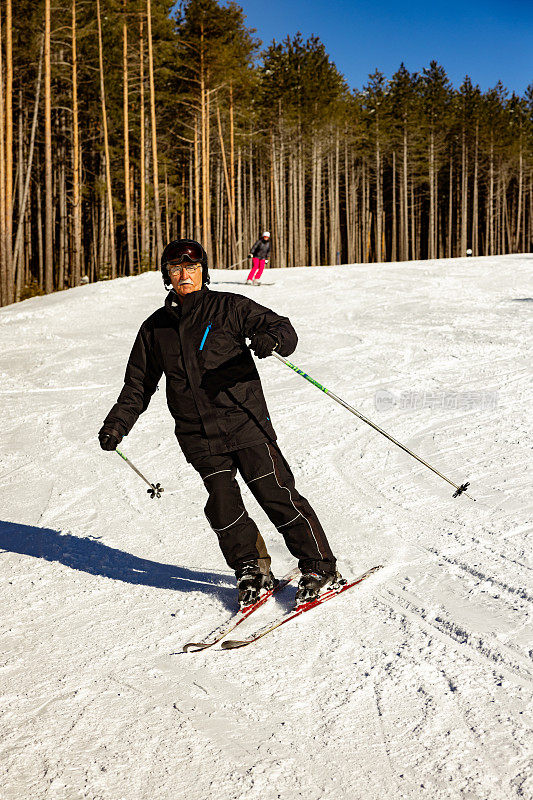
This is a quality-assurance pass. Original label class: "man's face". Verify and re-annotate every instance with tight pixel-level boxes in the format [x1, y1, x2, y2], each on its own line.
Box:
[169, 260, 203, 298]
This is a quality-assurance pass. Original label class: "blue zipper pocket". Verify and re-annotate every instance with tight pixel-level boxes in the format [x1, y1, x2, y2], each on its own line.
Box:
[199, 322, 212, 351]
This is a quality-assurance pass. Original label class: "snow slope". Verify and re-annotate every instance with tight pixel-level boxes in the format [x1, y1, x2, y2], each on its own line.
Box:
[0, 255, 531, 800]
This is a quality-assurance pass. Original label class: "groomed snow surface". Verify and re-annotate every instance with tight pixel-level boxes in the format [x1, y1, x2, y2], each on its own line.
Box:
[1, 255, 532, 800]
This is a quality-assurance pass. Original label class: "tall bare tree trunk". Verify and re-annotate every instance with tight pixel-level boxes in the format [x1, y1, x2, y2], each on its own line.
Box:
[103, 192, 110, 268]
[268, 152, 274, 266]
[146, 0, 163, 261]
[139, 15, 147, 264]
[310, 139, 319, 265]
[460, 127, 468, 255]
[428, 131, 435, 259]
[98, 157, 105, 274]
[164, 165, 170, 241]
[278, 127, 286, 266]
[215, 159, 221, 264]
[333, 131, 339, 264]
[472, 122, 479, 255]
[362, 158, 368, 262]
[380, 150, 385, 260]
[270, 135, 277, 264]
[294, 147, 300, 265]
[504, 176, 512, 252]
[16, 89, 23, 298]
[344, 140, 352, 264]
[206, 87, 211, 249]
[71, 0, 81, 286]
[123, 0, 134, 274]
[200, 28, 207, 246]
[524, 169, 533, 250]
[0, 3, 7, 305]
[188, 145, 193, 234]
[216, 103, 237, 259]
[353, 160, 360, 263]
[298, 136, 305, 265]
[194, 116, 200, 237]
[455, 167, 461, 254]
[44, 0, 53, 293]
[13, 39, 43, 298]
[96, 0, 116, 279]
[410, 177, 416, 259]
[434, 152, 439, 258]
[287, 148, 294, 267]
[402, 122, 409, 260]
[58, 110, 66, 290]
[248, 136, 254, 253]
[236, 146, 242, 258]
[391, 151, 397, 261]
[488, 134, 494, 255]
[496, 163, 502, 254]
[398, 153, 404, 261]
[199, 24, 211, 260]
[447, 158, 453, 257]
[375, 120, 382, 261]
[229, 82, 236, 261]
[4, 0, 13, 302]
[36, 153, 43, 288]
[514, 128, 523, 252]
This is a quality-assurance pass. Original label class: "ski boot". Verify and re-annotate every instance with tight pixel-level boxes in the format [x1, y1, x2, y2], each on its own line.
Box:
[252, 278, 260, 286]
[295, 563, 344, 605]
[245, 278, 253, 285]
[235, 560, 277, 608]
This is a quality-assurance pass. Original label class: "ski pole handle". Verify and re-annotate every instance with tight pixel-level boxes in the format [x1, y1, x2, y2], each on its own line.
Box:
[272, 352, 475, 501]
[116, 449, 164, 499]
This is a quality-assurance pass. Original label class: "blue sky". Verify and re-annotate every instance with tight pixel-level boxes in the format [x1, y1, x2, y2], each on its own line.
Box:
[240, 0, 532, 95]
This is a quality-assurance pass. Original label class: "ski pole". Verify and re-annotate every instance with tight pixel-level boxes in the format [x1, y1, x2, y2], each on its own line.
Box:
[227, 257, 249, 269]
[272, 352, 475, 501]
[115, 448, 164, 499]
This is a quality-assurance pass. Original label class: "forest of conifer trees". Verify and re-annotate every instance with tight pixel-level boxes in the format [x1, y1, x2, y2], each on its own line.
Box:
[0, 0, 531, 306]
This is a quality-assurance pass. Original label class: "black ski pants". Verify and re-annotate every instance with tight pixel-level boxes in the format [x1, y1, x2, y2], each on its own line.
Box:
[190, 441, 336, 575]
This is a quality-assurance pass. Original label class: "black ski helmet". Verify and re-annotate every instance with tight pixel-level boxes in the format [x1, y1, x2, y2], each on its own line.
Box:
[160, 239, 209, 287]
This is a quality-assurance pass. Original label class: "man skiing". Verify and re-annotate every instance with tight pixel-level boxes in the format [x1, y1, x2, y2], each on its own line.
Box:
[246, 231, 271, 285]
[98, 238, 339, 607]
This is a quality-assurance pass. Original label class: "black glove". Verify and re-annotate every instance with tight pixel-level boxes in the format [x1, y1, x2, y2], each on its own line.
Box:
[250, 331, 278, 359]
[98, 430, 122, 451]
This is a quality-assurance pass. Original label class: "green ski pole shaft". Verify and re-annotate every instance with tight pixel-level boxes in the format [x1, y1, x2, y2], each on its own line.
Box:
[115, 449, 164, 499]
[272, 352, 475, 501]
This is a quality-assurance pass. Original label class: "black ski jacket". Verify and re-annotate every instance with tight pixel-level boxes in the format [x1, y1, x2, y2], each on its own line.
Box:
[101, 287, 297, 460]
[250, 237, 271, 259]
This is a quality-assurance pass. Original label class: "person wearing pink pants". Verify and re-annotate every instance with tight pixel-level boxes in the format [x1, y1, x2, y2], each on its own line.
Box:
[248, 257, 266, 282]
[246, 231, 271, 284]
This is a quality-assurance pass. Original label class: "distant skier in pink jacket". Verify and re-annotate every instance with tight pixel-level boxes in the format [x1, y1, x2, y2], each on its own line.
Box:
[246, 231, 271, 285]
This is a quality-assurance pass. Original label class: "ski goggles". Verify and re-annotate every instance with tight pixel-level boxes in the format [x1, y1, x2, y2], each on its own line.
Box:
[162, 241, 205, 267]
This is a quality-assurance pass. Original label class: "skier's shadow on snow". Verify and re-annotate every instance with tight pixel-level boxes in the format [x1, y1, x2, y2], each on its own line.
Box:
[0, 520, 236, 609]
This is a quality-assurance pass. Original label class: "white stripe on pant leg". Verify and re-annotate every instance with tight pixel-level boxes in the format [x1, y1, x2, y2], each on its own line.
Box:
[246, 470, 274, 485]
[265, 443, 324, 560]
[213, 509, 245, 533]
[203, 469, 232, 481]
[277, 512, 302, 529]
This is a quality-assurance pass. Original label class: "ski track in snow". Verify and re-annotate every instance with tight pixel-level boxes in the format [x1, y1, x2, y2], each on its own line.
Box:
[0, 254, 532, 800]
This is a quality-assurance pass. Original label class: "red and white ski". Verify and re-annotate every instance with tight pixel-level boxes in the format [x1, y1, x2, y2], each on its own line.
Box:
[182, 568, 300, 652]
[221, 565, 383, 650]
